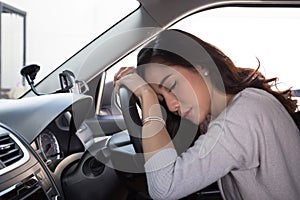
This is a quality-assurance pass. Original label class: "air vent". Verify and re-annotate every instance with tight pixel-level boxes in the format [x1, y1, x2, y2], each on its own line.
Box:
[0, 132, 29, 175]
[0, 134, 24, 168]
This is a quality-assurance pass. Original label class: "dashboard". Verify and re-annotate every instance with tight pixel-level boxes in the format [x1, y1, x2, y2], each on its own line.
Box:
[0, 124, 57, 200]
[31, 111, 85, 172]
[0, 93, 93, 199]
[35, 128, 64, 169]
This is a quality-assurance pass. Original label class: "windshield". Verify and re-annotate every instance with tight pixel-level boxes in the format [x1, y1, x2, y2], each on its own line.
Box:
[0, 0, 139, 99]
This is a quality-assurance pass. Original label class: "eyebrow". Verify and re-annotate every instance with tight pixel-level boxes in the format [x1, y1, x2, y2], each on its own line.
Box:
[159, 74, 172, 88]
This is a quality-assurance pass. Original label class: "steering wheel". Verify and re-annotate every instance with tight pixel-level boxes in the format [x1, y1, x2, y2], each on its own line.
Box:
[118, 86, 144, 154]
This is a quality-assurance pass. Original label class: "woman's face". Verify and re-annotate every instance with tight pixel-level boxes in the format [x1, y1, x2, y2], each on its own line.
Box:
[144, 64, 211, 125]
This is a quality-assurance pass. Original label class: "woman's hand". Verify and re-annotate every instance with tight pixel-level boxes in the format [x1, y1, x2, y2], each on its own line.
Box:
[115, 67, 174, 162]
[114, 67, 156, 101]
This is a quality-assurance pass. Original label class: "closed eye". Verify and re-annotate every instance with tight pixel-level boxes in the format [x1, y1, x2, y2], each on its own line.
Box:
[168, 81, 177, 92]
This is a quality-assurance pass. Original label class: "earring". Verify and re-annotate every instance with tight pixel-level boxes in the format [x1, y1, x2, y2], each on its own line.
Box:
[203, 71, 209, 77]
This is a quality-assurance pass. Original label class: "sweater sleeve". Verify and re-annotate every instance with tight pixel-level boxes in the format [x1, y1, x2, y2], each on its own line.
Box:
[144, 88, 273, 200]
[144, 123, 242, 200]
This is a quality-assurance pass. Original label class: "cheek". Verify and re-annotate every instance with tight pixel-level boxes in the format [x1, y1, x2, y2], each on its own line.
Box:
[198, 94, 210, 110]
[175, 79, 202, 104]
[192, 78, 211, 110]
[175, 83, 195, 103]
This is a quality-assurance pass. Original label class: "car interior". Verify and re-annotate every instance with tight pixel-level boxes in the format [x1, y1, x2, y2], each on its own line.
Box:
[0, 0, 300, 199]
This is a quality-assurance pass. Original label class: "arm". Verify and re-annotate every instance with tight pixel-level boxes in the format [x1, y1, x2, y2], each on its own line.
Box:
[144, 124, 240, 200]
[114, 68, 243, 199]
[114, 67, 175, 160]
[139, 89, 175, 161]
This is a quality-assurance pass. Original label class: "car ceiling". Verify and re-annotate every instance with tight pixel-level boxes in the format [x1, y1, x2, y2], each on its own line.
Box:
[137, 0, 300, 27]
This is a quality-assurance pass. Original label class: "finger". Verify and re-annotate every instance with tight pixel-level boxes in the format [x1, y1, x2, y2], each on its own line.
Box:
[114, 67, 136, 81]
[121, 68, 136, 78]
[114, 68, 125, 82]
[117, 73, 147, 94]
[114, 72, 137, 93]
[114, 67, 129, 81]
[113, 67, 135, 91]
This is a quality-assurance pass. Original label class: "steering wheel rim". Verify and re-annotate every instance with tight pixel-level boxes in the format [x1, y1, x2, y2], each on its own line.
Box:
[118, 86, 144, 154]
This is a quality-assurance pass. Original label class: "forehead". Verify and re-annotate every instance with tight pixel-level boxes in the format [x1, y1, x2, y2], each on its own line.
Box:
[143, 64, 190, 84]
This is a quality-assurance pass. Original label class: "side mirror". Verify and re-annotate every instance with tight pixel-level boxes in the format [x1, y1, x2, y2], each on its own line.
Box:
[58, 70, 89, 94]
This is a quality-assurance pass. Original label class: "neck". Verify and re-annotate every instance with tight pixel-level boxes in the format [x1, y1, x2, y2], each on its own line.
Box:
[210, 87, 233, 118]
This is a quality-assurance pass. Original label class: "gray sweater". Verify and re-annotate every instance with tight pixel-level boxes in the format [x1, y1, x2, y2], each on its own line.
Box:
[144, 88, 300, 200]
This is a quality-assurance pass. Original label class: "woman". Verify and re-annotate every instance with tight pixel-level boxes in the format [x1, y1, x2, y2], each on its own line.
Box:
[114, 29, 300, 200]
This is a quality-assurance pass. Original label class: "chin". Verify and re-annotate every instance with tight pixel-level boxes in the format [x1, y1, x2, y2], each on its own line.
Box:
[189, 117, 200, 125]
[197, 115, 209, 125]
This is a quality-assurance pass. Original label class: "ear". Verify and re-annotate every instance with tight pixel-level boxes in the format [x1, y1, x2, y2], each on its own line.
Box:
[195, 65, 210, 77]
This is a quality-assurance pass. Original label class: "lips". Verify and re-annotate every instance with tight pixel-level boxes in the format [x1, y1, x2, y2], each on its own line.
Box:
[182, 108, 192, 119]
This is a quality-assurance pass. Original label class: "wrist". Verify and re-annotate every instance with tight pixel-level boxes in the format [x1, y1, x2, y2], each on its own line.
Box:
[138, 86, 158, 103]
[139, 88, 163, 119]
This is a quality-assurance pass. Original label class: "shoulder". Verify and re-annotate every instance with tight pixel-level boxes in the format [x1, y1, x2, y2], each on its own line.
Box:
[207, 88, 289, 168]
[226, 87, 286, 118]
[210, 87, 292, 136]
[209, 87, 297, 141]
[231, 87, 280, 106]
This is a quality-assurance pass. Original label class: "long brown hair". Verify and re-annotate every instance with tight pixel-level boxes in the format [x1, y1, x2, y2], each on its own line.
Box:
[136, 29, 299, 147]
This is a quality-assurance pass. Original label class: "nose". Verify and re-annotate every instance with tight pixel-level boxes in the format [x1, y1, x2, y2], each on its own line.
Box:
[164, 93, 180, 113]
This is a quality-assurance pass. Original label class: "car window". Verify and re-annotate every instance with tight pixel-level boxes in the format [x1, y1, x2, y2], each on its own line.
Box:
[171, 7, 300, 91]
[0, 0, 140, 99]
[100, 51, 139, 116]
[101, 6, 300, 116]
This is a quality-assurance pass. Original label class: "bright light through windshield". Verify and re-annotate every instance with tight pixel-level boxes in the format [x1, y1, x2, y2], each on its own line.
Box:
[1, 0, 139, 99]
[172, 7, 300, 90]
